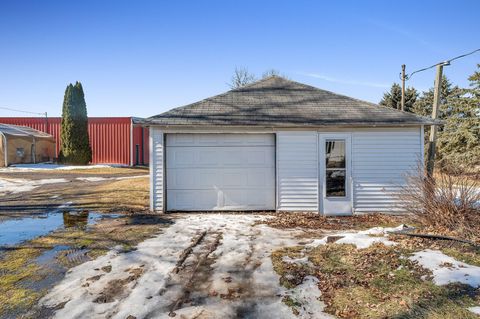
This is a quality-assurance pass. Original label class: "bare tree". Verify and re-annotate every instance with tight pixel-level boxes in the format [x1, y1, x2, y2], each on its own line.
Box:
[229, 67, 257, 89]
[262, 69, 289, 79]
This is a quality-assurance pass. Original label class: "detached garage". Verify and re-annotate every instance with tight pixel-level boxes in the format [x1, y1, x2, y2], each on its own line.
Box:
[144, 76, 438, 215]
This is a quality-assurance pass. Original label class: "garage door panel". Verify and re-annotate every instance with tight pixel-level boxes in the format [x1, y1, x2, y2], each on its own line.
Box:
[167, 190, 219, 211]
[167, 146, 274, 169]
[167, 167, 274, 189]
[166, 134, 275, 211]
[167, 189, 274, 211]
[166, 133, 274, 147]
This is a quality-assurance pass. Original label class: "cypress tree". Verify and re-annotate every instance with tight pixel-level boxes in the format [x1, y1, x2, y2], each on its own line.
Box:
[59, 81, 92, 165]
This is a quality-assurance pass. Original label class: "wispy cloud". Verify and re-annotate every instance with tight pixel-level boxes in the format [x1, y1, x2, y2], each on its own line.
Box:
[365, 20, 442, 54]
[301, 72, 390, 88]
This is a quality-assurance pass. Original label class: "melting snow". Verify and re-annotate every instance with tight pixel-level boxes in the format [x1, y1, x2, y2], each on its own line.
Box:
[39, 214, 331, 319]
[283, 276, 334, 318]
[409, 249, 480, 287]
[468, 306, 480, 315]
[0, 178, 68, 194]
[76, 177, 108, 182]
[306, 225, 407, 249]
[76, 175, 148, 182]
[0, 163, 120, 171]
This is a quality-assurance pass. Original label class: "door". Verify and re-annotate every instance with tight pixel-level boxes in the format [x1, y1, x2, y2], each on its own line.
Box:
[135, 144, 139, 165]
[166, 133, 275, 211]
[319, 134, 352, 215]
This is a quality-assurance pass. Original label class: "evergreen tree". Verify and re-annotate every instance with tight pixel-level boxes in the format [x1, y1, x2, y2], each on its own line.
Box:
[59, 82, 92, 164]
[468, 63, 480, 96]
[379, 83, 418, 112]
[411, 76, 461, 118]
[435, 69, 480, 170]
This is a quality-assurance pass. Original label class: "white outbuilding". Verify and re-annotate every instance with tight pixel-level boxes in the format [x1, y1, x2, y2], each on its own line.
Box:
[143, 76, 438, 215]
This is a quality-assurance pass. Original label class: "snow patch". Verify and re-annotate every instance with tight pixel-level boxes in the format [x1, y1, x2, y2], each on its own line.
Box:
[468, 306, 480, 315]
[0, 178, 69, 194]
[76, 177, 108, 182]
[306, 225, 406, 249]
[409, 249, 480, 287]
[0, 163, 118, 171]
[283, 276, 334, 319]
[282, 256, 311, 265]
[76, 175, 148, 182]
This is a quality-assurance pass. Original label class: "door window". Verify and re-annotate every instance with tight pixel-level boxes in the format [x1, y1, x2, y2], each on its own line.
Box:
[325, 140, 346, 197]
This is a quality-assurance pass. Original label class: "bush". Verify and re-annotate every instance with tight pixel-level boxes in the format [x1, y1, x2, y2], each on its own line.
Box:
[398, 168, 480, 239]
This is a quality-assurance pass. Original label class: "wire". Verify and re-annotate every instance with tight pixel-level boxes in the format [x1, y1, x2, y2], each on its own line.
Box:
[405, 48, 480, 80]
[0, 106, 46, 116]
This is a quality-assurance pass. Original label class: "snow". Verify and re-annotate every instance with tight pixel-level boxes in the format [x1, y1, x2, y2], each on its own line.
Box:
[39, 214, 332, 319]
[0, 177, 68, 194]
[0, 163, 123, 172]
[283, 276, 334, 319]
[282, 256, 311, 265]
[0, 174, 147, 194]
[409, 249, 480, 287]
[76, 177, 108, 182]
[468, 306, 480, 315]
[76, 175, 148, 182]
[306, 225, 407, 249]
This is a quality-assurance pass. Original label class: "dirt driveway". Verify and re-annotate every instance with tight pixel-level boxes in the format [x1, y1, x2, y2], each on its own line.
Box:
[38, 214, 329, 319]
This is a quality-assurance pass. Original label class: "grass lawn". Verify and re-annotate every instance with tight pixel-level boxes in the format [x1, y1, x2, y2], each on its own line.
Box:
[272, 240, 480, 318]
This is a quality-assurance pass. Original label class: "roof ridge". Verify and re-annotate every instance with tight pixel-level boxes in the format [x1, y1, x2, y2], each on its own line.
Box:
[148, 76, 286, 119]
[147, 76, 438, 126]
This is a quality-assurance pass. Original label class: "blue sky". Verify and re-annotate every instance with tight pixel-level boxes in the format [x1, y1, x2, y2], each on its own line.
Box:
[0, 0, 479, 117]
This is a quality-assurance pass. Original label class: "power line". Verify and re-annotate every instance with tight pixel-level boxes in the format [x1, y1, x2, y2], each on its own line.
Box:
[405, 48, 480, 80]
[0, 106, 46, 116]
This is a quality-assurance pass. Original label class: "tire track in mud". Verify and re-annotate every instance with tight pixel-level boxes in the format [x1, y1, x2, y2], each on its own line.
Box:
[138, 229, 223, 318]
[164, 225, 276, 318]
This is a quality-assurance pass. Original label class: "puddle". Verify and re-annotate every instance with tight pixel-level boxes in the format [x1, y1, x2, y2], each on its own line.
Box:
[0, 211, 122, 247]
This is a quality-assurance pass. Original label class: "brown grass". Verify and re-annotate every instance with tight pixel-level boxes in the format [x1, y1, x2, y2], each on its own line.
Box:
[398, 170, 480, 241]
[258, 212, 406, 231]
[72, 177, 149, 212]
[273, 243, 480, 319]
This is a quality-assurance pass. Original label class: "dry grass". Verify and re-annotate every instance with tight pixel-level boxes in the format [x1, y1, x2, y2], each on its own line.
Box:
[72, 177, 149, 212]
[258, 212, 406, 231]
[0, 175, 149, 215]
[272, 243, 480, 319]
[398, 170, 480, 241]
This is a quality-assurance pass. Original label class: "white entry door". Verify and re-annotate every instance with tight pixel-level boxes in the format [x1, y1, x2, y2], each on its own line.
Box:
[166, 133, 275, 211]
[319, 133, 352, 215]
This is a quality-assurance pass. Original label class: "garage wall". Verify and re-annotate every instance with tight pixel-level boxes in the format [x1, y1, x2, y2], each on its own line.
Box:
[352, 127, 423, 213]
[276, 131, 319, 211]
[150, 128, 164, 211]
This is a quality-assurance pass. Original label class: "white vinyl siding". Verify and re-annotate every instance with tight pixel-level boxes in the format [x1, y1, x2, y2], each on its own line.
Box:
[352, 128, 422, 213]
[150, 128, 164, 212]
[276, 132, 318, 211]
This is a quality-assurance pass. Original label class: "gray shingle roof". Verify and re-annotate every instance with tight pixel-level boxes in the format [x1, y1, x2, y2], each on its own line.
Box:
[145, 76, 438, 127]
[0, 123, 53, 138]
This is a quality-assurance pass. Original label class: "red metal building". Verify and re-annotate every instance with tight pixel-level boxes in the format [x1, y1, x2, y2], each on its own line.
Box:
[0, 117, 149, 166]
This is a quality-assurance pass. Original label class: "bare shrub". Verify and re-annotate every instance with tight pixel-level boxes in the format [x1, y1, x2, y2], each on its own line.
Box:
[398, 167, 480, 239]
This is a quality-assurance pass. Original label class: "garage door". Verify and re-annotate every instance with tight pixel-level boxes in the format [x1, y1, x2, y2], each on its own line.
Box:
[166, 134, 275, 211]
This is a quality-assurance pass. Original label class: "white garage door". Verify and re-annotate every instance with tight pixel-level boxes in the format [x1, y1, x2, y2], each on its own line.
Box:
[166, 133, 275, 211]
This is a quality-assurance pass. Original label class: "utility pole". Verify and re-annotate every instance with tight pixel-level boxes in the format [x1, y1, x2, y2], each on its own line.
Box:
[401, 64, 406, 111]
[425, 62, 449, 177]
